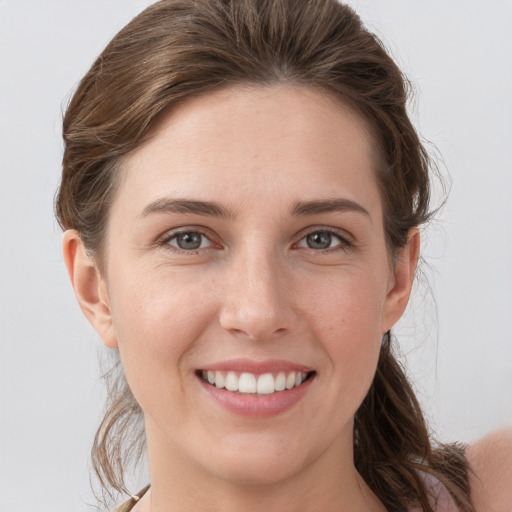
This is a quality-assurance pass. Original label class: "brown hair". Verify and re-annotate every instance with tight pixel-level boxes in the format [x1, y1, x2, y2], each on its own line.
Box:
[55, 1, 474, 510]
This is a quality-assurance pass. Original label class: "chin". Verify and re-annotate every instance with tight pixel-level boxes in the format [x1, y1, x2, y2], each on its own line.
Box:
[211, 455, 305, 487]
[196, 431, 315, 487]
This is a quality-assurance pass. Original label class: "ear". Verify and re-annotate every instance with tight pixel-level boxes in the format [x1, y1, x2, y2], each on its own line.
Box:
[62, 230, 118, 349]
[381, 227, 420, 333]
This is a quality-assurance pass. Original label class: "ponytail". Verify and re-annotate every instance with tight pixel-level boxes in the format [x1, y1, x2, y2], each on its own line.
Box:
[354, 332, 475, 512]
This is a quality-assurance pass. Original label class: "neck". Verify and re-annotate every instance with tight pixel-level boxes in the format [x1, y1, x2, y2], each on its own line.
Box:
[143, 419, 385, 512]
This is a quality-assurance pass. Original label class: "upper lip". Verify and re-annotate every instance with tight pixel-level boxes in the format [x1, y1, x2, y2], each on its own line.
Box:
[199, 358, 313, 374]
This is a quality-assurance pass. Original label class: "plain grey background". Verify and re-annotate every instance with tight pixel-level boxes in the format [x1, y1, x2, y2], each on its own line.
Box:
[0, 1, 511, 511]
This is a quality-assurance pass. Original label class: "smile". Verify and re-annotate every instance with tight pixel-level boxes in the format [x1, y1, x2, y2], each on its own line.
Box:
[196, 360, 316, 417]
[200, 370, 311, 395]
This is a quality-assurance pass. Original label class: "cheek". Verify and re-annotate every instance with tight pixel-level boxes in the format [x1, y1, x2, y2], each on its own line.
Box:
[302, 263, 388, 337]
[301, 267, 386, 387]
[107, 266, 218, 405]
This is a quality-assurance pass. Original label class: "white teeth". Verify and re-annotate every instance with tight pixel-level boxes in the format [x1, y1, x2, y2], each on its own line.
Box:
[285, 372, 296, 389]
[225, 371, 238, 391]
[214, 371, 225, 388]
[275, 372, 286, 391]
[238, 372, 257, 393]
[257, 373, 275, 394]
[201, 370, 309, 394]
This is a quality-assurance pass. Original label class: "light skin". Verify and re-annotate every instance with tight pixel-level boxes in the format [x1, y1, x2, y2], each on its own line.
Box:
[467, 428, 512, 512]
[63, 85, 421, 512]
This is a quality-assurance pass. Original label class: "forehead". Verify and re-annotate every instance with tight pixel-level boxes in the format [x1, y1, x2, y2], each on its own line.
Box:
[116, 84, 382, 218]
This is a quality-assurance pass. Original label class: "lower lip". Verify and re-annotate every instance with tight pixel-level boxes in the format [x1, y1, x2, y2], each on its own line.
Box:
[198, 374, 315, 418]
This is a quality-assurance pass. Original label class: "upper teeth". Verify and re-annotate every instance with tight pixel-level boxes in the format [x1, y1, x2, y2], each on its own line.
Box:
[201, 370, 308, 394]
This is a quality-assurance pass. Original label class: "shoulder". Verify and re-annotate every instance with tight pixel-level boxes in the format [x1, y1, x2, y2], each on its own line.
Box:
[467, 427, 512, 512]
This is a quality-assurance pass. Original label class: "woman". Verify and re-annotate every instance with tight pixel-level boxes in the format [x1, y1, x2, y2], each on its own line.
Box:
[55, 0, 511, 511]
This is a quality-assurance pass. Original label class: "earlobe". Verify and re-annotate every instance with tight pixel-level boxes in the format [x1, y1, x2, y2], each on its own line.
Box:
[62, 230, 118, 349]
[381, 228, 420, 333]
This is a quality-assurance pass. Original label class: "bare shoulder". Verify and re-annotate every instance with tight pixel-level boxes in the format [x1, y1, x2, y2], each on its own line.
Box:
[467, 427, 512, 512]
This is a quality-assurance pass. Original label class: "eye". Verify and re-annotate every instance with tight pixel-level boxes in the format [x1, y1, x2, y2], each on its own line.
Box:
[166, 231, 213, 251]
[296, 230, 351, 250]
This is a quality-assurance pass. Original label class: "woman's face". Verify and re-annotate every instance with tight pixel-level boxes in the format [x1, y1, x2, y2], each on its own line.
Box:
[68, 85, 417, 486]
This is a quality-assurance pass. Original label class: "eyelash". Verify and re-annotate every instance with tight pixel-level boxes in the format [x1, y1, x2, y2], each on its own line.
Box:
[294, 229, 353, 252]
[159, 229, 216, 255]
[158, 227, 354, 255]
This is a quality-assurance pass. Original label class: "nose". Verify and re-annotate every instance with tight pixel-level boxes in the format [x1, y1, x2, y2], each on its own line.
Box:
[218, 249, 295, 341]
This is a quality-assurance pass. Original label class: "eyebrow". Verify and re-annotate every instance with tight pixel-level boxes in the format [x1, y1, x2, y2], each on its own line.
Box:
[139, 197, 370, 220]
[291, 198, 370, 218]
[139, 198, 234, 219]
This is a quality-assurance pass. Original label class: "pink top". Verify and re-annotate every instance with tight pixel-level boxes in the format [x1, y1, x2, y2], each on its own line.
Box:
[409, 472, 459, 511]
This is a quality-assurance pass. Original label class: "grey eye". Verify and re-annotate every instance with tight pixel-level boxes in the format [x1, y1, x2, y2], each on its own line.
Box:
[305, 231, 334, 249]
[173, 232, 204, 250]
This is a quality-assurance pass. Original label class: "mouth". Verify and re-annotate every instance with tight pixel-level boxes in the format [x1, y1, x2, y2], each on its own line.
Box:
[196, 369, 316, 395]
[195, 360, 316, 417]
